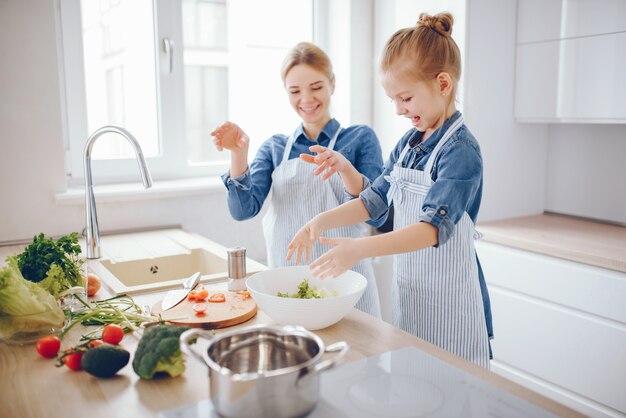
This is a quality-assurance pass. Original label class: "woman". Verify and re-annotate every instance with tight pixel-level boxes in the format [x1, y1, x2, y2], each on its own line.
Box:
[211, 42, 383, 317]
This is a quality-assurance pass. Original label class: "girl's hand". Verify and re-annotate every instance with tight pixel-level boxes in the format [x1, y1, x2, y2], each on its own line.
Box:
[211, 121, 249, 152]
[300, 145, 351, 180]
[309, 237, 363, 279]
[286, 218, 324, 265]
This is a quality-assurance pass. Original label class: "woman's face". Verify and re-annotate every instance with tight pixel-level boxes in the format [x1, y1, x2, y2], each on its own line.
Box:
[382, 70, 448, 137]
[284, 64, 333, 127]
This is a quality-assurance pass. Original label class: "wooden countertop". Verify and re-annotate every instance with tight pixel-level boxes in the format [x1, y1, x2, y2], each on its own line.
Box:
[0, 231, 584, 418]
[0, 304, 582, 418]
[477, 213, 626, 273]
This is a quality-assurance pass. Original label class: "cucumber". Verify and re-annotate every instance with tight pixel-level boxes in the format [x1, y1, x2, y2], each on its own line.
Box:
[82, 344, 130, 378]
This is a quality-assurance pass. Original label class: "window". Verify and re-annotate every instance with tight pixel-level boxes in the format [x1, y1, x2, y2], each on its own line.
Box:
[60, 0, 313, 186]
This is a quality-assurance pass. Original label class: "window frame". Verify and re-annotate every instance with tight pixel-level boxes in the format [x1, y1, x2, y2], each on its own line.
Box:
[60, 0, 318, 187]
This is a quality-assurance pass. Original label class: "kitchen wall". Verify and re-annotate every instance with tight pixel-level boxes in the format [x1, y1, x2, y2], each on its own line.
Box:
[1, 0, 625, 260]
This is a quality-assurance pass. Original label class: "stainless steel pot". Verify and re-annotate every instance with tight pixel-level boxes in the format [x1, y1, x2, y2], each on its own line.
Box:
[180, 324, 349, 418]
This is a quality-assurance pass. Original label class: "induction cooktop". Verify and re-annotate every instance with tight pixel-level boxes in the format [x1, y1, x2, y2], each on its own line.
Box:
[160, 346, 560, 418]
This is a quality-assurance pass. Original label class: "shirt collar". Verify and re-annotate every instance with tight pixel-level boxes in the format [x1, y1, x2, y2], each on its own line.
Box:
[295, 118, 340, 145]
[409, 111, 462, 153]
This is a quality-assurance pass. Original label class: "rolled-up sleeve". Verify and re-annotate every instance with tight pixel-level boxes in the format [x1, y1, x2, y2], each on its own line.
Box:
[220, 140, 276, 221]
[419, 137, 483, 246]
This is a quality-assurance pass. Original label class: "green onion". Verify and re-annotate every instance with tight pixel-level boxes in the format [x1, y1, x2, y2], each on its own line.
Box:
[60, 294, 156, 341]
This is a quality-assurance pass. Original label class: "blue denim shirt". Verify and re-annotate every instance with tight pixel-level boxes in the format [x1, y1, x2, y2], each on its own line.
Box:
[361, 111, 494, 344]
[360, 112, 483, 245]
[221, 119, 385, 226]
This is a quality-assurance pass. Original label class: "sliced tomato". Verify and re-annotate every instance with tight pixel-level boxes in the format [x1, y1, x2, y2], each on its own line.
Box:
[236, 290, 251, 299]
[193, 303, 207, 314]
[195, 289, 209, 301]
[208, 293, 226, 303]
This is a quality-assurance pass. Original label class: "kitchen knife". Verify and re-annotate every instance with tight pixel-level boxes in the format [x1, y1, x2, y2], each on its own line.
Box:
[161, 272, 201, 311]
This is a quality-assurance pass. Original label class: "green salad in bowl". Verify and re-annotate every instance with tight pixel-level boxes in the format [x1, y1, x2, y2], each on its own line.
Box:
[277, 278, 339, 299]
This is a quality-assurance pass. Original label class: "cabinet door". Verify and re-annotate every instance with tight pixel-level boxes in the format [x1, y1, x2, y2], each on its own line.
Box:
[515, 32, 626, 123]
[517, 0, 626, 43]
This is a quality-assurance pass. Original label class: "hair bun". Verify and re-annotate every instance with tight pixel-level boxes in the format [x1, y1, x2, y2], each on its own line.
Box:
[416, 12, 454, 37]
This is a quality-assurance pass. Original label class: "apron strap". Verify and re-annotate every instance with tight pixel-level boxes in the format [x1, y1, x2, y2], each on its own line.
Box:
[423, 115, 464, 179]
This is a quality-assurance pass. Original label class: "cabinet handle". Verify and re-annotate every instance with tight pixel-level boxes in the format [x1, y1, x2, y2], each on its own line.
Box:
[162, 37, 174, 74]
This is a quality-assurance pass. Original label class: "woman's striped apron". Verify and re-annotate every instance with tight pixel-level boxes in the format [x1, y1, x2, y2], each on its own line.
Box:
[385, 116, 490, 368]
[262, 126, 382, 318]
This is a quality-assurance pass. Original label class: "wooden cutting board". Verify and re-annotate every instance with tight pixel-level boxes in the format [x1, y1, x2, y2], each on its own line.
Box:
[151, 291, 257, 329]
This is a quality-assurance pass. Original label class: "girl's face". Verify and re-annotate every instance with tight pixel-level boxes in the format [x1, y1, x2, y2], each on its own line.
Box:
[382, 70, 451, 138]
[284, 64, 333, 128]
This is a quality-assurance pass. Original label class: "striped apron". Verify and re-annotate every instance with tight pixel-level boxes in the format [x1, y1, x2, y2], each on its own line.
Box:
[385, 117, 490, 368]
[262, 126, 382, 318]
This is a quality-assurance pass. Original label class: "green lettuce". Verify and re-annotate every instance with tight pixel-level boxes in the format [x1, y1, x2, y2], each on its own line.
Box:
[0, 256, 65, 337]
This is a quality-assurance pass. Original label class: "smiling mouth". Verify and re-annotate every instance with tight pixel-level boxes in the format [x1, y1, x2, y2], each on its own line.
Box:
[300, 104, 320, 114]
[411, 116, 421, 125]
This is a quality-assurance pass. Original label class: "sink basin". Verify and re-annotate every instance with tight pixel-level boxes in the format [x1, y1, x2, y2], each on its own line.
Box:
[86, 229, 266, 295]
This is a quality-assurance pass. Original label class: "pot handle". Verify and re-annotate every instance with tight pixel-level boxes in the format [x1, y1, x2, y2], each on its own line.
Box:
[180, 328, 214, 366]
[311, 341, 350, 374]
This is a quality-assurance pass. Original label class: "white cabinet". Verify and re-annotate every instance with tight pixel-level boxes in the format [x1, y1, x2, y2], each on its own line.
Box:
[476, 240, 626, 417]
[514, 0, 626, 123]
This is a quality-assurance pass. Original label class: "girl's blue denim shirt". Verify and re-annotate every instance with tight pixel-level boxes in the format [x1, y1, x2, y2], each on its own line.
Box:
[361, 111, 483, 246]
[221, 118, 385, 226]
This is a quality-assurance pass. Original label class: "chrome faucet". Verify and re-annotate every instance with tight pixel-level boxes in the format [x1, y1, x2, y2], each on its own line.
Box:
[83, 126, 153, 259]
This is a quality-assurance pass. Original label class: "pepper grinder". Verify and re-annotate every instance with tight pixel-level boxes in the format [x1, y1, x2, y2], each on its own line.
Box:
[227, 247, 247, 291]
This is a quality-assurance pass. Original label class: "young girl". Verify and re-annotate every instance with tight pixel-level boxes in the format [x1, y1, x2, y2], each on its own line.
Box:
[211, 42, 383, 318]
[287, 14, 493, 368]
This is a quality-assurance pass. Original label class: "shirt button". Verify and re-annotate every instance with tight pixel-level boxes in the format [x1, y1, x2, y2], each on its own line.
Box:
[439, 209, 447, 216]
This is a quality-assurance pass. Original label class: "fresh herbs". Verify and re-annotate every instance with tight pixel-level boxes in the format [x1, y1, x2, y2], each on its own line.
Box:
[16, 233, 84, 298]
[277, 278, 338, 299]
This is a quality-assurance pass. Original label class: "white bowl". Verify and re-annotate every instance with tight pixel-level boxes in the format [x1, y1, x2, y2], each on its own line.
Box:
[246, 265, 367, 330]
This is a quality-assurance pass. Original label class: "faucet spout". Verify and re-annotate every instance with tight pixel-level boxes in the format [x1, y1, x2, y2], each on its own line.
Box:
[84, 126, 153, 259]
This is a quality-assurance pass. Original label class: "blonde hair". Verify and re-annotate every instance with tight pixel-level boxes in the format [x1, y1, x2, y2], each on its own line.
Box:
[381, 12, 461, 98]
[280, 42, 335, 86]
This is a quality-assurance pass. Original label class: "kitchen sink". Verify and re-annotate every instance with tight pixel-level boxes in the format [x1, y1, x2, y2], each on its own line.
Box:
[85, 229, 266, 295]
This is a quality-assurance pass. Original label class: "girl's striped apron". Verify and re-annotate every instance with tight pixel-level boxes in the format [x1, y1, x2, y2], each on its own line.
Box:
[262, 126, 382, 318]
[385, 116, 490, 368]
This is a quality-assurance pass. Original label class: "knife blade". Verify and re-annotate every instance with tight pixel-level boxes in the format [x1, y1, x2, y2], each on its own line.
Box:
[161, 272, 201, 311]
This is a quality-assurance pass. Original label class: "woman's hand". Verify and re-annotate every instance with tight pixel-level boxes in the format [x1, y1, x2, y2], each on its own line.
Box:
[309, 237, 364, 279]
[286, 217, 325, 265]
[300, 145, 352, 180]
[211, 121, 249, 153]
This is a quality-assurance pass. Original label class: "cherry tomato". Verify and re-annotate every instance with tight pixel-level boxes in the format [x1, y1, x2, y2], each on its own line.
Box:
[195, 289, 209, 301]
[187, 290, 198, 301]
[101, 324, 125, 345]
[208, 293, 226, 303]
[64, 351, 83, 371]
[193, 303, 207, 315]
[87, 339, 103, 348]
[36, 335, 61, 358]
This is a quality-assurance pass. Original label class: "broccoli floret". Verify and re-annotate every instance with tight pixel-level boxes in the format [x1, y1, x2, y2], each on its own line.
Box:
[132, 324, 192, 379]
